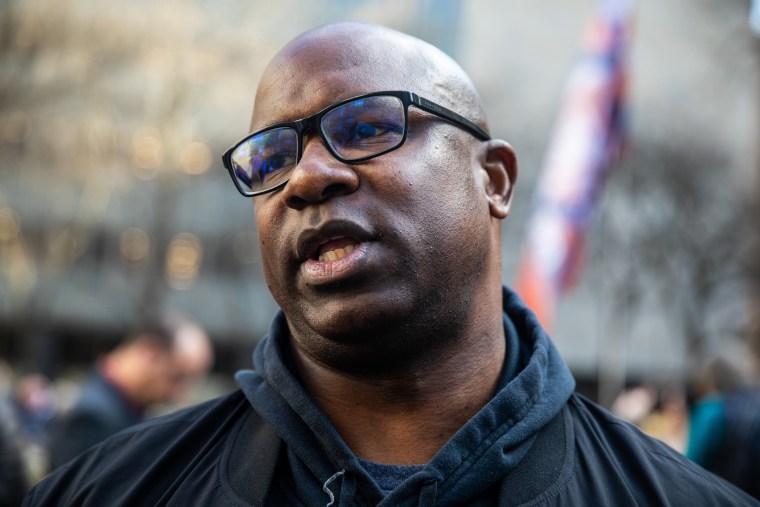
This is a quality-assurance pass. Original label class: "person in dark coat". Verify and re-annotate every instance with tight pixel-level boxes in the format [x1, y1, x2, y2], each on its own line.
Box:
[0, 396, 29, 507]
[687, 358, 760, 500]
[47, 315, 213, 469]
[25, 22, 759, 506]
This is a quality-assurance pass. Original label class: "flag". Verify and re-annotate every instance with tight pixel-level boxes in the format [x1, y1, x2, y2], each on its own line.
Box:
[515, 0, 633, 330]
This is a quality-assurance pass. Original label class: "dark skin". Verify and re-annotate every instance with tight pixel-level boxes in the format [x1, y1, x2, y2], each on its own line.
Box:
[250, 22, 518, 465]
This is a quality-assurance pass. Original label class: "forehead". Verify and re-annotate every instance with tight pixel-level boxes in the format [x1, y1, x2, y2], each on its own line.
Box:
[250, 29, 436, 130]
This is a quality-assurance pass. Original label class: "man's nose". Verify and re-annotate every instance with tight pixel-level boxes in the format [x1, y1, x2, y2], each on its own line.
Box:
[280, 137, 360, 209]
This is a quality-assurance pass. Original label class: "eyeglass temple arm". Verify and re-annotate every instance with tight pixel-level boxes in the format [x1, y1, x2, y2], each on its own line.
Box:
[409, 93, 491, 141]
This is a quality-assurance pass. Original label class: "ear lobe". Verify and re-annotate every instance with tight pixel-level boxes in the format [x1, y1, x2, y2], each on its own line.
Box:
[480, 140, 518, 219]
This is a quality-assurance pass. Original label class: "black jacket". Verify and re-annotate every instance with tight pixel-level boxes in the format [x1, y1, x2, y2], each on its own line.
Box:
[47, 369, 143, 470]
[25, 288, 759, 506]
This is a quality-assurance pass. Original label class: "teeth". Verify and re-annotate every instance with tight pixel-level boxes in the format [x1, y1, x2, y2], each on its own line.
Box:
[318, 244, 355, 262]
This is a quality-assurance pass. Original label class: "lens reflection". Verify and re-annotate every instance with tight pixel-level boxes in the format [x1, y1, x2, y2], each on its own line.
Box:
[322, 96, 405, 159]
[231, 127, 297, 191]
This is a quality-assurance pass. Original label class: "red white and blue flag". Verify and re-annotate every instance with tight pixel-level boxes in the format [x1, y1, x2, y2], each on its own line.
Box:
[515, 0, 633, 330]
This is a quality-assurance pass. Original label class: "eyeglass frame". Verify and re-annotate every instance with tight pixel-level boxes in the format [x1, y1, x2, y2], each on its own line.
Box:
[221, 90, 491, 197]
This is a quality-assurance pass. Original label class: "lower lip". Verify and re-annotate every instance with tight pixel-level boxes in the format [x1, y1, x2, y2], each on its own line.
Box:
[300, 242, 370, 285]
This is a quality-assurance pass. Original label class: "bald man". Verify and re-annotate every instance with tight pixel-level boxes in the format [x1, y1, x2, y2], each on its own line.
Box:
[26, 23, 759, 506]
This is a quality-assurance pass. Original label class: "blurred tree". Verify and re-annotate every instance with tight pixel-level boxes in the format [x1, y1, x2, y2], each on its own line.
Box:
[590, 134, 758, 377]
[586, 7, 760, 385]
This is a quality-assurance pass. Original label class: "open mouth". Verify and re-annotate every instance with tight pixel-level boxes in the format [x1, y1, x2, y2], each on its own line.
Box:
[316, 237, 359, 262]
[297, 223, 374, 285]
[296, 220, 376, 286]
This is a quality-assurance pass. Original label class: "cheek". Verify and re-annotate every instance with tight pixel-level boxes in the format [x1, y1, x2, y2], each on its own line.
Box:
[411, 151, 489, 279]
[254, 202, 290, 296]
[254, 203, 278, 265]
[406, 129, 477, 186]
[399, 139, 484, 229]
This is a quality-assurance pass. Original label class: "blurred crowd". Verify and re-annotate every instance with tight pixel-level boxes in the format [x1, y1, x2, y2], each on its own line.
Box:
[2, 337, 760, 503]
[611, 356, 760, 500]
[0, 314, 216, 505]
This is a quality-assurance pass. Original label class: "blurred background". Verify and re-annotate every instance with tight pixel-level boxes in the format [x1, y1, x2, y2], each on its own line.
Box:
[0, 0, 759, 488]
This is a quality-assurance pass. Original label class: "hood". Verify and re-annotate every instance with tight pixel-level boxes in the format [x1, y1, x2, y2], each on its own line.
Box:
[236, 286, 575, 506]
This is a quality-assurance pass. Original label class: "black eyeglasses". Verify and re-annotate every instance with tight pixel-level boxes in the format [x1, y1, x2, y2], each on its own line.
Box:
[221, 90, 490, 197]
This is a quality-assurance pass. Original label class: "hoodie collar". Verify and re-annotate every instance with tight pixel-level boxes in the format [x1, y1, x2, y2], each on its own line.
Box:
[236, 286, 575, 506]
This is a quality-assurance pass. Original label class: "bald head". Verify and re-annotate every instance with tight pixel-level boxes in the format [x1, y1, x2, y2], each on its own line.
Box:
[251, 22, 488, 135]
[172, 320, 214, 378]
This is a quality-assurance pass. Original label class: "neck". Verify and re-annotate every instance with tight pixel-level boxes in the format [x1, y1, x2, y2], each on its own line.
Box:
[290, 299, 506, 465]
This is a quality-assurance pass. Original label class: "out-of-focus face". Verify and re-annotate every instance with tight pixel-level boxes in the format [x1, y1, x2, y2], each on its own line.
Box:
[137, 326, 213, 406]
[250, 26, 499, 369]
[138, 348, 180, 405]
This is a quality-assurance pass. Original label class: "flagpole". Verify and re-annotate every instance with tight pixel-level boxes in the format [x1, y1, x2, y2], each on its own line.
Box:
[597, 214, 628, 407]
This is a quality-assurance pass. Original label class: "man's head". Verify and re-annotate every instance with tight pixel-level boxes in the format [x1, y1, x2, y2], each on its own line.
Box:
[103, 315, 214, 408]
[236, 22, 517, 373]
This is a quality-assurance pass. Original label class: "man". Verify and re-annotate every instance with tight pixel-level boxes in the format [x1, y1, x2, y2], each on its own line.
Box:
[26, 22, 759, 506]
[46, 315, 213, 469]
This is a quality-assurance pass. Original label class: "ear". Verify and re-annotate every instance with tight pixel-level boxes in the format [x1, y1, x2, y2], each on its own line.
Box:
[478, 139, 518, 219]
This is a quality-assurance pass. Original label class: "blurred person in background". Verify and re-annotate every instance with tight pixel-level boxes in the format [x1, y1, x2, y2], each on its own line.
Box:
[612, 383, 689, 453]
[46, 314, 213, 470]
[686, 357, 760, 500]
[0, 362, 30, 507]
[4, 372, 58, 486]
[13, 374, 56, 448]
[0, 402, 28, 507]
[639, 384, 689, 453]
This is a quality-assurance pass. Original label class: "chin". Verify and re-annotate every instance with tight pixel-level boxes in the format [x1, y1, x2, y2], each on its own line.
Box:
[290, 288, 459, 374]
[305, 294, 414, 343]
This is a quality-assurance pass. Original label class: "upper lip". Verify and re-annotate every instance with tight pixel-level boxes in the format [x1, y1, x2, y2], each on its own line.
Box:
[296, 219, 375, 261]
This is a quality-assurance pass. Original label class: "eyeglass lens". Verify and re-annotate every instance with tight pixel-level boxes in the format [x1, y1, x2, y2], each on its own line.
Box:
[230, 95, 406, 194]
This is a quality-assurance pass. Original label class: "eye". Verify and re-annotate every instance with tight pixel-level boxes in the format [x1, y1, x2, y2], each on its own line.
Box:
[332, 121, 403, 146]
[264, 153, 294, 171]
[354, 123, 388, 139]
[256, 152, 296, 181]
